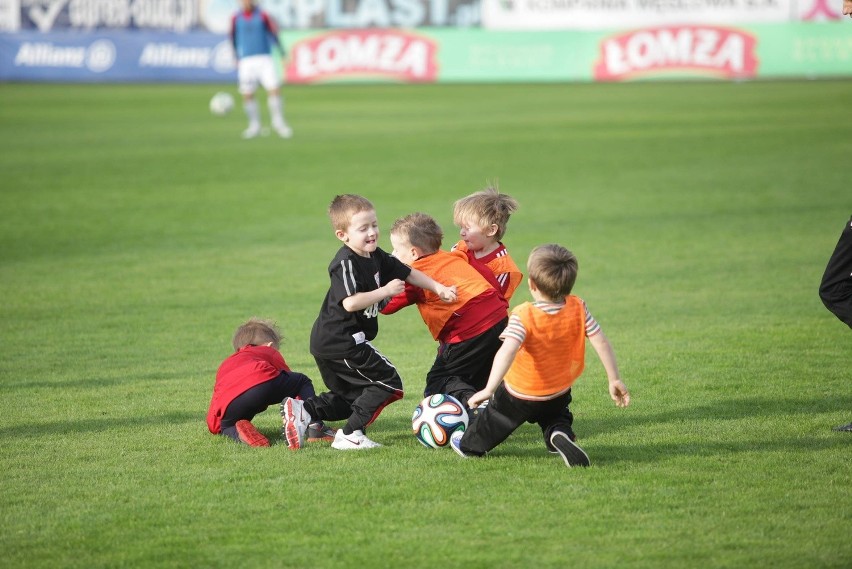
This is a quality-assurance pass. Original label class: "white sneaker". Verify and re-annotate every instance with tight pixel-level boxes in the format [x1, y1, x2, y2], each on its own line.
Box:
[450, 430, 468, 458]
[281, 397, 311, 450]
[242, 125, 261, 139]
[331, 429, 381, 450]
[273, 123, 293, 139]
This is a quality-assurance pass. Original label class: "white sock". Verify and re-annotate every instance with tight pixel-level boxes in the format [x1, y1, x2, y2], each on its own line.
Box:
[243, 99, 260, 129]
[268, 95, 286, 128]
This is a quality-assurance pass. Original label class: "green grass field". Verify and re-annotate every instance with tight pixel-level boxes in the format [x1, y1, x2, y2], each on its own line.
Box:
[1, 80, 850, 568]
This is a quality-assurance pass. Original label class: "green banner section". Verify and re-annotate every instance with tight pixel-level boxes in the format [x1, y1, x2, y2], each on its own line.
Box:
[281, 23, 852, 84]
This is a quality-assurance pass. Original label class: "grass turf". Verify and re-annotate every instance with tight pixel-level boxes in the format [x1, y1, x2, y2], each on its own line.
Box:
[0, 80, 850, 568]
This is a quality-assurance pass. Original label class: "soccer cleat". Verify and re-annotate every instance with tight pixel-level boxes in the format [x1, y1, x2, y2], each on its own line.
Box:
[273, 123, 293, 139]
[833, 422, 852, 432]
[306, 421, 336, 442]
[549, 431, 590, 468]
[331, 429, 380, 450]
[241, 125, 261, 139]
[450, 430, 468, 458]
[281, 397, 310, 450]
[235, 420, 270, 447]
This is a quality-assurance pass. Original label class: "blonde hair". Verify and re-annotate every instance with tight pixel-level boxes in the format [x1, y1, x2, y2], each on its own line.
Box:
[390, 212, 443, 254]
[328, 194, 374, 232]
[232, 318, 282, 351]
[527, 244, 578, 300]
[453, 183, 519, 241]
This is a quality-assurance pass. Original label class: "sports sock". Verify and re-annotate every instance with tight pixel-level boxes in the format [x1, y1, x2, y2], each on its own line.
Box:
[243, 99, 260, 129]
[268, 95, 285, 127]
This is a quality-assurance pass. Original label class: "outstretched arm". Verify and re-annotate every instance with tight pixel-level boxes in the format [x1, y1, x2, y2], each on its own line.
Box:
[468, 337, 521, 408]
[589, 331, 630, 408]
[380, 282, 421, 315]
[406, 268, 457, 303]
[341, 279, 406, 312]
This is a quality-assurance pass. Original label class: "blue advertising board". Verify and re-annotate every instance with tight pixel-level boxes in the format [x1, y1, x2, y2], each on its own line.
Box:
[0, 31, 236, 82]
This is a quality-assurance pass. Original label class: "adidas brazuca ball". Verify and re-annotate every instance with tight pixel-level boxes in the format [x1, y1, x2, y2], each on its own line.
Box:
[209, 91, 235, 116]
[412, 394, 469, 448]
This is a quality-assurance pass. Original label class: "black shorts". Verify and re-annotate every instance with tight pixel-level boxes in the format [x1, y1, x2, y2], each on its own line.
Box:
[424, 317, 508, 406]
[308, 342, 404, 431]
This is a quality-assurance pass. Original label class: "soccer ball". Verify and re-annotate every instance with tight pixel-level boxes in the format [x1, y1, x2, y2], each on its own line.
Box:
[412, 394, 469, 448]
[209, 91, 235, 116]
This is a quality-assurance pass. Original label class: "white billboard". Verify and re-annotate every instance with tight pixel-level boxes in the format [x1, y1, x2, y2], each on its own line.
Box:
[482, 0, 797, 30]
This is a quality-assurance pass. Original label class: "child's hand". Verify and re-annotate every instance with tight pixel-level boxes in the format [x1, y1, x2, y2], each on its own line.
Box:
[384, 279, 406, 297]
[467, 390, 489, 409]
[609, 380, 630, 408]
[436, 284, 457, 303]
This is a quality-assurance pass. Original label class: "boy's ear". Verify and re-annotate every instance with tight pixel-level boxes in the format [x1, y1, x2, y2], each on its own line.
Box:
[527, 277, 537, 292]
[486, 223, 499, 238]
[335, 229, 348, 242]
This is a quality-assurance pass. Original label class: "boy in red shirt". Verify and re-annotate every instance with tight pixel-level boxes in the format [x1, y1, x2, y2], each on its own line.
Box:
[450, 244, 630, 468]
[452, 184, 523, 302]
[382, 213, 509, 409]
[207, 318, 333, 448]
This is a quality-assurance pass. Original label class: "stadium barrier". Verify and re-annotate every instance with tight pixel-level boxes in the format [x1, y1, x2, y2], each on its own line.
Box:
[1, 24, 851, 83]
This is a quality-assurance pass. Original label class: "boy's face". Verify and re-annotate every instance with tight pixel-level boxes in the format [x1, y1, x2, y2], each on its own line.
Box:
[337, 209, 379, 257]
[389, 233, 418, 265]
[457, 217, 498, 253]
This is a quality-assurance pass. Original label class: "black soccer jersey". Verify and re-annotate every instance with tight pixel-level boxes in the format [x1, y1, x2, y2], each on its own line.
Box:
[310, 245, 412, 358]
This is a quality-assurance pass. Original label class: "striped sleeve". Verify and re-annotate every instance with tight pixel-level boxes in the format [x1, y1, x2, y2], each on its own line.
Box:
[500, 313, 526, 344]
[583, 301, 601, 337]
[338, 259, 357, 297]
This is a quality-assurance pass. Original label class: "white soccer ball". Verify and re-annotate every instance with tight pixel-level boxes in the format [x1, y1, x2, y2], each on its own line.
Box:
[209, 91, 235, 116]
[412, 394, 469, 449]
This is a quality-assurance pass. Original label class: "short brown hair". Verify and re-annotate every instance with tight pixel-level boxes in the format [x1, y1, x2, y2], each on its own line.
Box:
[453, 183, 519, 241]
[390, 212, 443, 254]
[328, 194, 374, 232]
[527, 244, 578, 300]
[232, 317, 282, 351]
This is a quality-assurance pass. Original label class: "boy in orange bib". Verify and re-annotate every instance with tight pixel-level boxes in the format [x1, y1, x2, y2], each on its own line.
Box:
[450, 244, 630, 468]
[382, 213, 509, 409]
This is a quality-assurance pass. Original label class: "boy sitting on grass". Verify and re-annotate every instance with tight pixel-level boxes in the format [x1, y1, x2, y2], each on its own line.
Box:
[206, 318, 334, 448]
[450, 244, 630, 468]
[381, 212, 509, 411]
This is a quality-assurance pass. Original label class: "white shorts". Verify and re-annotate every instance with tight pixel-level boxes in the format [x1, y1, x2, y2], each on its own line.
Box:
[238, 54, 281, 95]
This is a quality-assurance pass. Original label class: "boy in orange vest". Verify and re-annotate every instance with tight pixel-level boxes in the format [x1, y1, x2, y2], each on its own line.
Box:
[452, 184, 523, 302]
[382, 213, 509, 410]
[450, 244, 630, 468]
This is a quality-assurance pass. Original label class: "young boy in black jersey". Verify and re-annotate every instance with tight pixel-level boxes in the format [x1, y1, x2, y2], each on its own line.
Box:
[282, 194, 457, 450]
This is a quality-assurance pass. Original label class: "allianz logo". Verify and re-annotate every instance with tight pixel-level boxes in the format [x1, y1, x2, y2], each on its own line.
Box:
[14, 39, 115, 72]
[139, 41, 234, 72]
[139, 41, 235, 73]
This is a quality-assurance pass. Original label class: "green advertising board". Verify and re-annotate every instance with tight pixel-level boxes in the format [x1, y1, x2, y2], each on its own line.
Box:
[280, 23, 852, 84]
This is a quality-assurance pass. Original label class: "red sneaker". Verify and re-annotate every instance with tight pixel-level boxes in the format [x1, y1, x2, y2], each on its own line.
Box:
[235, 420, 270, 447]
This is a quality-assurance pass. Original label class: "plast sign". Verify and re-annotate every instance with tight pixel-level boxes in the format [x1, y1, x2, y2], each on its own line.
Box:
[594, 26, 759, 81]
[285, 29, 439, 84]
